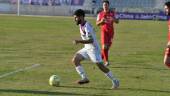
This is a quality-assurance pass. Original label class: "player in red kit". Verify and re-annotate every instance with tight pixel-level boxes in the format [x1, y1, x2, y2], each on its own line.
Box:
[164, 1, 170, 68]
[96, 0, 119, 66]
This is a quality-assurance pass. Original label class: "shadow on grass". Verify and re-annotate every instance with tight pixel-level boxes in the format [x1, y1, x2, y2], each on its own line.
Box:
[1, 87, 169, 95]
[120, 88, 170, 93]
[0, 89, 84, 96]
[0, 88, 106, 96]
[60, 85, 110, 90]
[61, 85, 170, 94]
[110, 66, 169, 71]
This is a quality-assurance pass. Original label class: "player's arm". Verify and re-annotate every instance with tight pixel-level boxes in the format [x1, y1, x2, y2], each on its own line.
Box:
[96, 14, 106, 26]
[96, 18, 106, 26]
[73, 37, 93, 45]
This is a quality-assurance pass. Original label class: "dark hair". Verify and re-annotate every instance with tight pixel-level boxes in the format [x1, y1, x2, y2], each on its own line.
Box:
[102, 0, 109, 5]
[165, 2, 170, 8]
[74, 9, 85, 17]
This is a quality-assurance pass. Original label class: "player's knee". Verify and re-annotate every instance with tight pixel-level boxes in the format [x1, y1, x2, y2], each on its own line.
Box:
[72, 57, 76, 64]
[72, 56, 78, 64]
[72, 54, 82, 64]
[102, 44, 109, 50]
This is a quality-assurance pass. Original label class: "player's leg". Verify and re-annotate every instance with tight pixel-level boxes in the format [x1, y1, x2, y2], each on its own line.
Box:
[101, 31, 109, 65]
[88, 49, 119, 89]
[96, 62, 119, 89]
[72, 49, 89, 84]
[164, 47, 170, 68]
[102, 44, 110, 66]
[101, 32, 113, 66]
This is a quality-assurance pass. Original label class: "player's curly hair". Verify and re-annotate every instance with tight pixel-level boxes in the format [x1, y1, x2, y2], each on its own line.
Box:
[74, 9, 85, 17]
[165, 1, 170, 8]
[102, 0, 109, 5]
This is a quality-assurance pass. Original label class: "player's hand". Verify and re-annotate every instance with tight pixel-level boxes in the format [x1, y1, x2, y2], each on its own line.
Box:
[101, 18, 107, 24]
[73, 40, 79, 45]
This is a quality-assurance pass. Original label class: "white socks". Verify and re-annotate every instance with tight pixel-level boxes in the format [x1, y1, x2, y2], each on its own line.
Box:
[76, 66, 117, 82]
[75, 65, 87, 79]
[105, 71, 116, 81]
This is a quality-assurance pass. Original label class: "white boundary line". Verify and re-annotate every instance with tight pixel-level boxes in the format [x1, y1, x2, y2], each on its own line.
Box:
[0, 64, 41, 79]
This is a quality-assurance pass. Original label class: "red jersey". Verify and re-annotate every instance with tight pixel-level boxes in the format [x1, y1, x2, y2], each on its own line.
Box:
[168, 19, 170, 41]
[165, 19, 170, 57]
[97, 10, 115, 32]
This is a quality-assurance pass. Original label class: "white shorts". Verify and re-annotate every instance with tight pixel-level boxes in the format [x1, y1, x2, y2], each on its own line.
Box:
[77, 48, 102, 63]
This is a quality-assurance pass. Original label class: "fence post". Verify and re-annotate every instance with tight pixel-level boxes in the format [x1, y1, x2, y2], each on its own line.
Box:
[17, 0, 20, 16]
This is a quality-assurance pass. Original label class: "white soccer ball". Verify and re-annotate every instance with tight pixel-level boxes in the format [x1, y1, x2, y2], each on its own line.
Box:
[49, 75, 60, 86]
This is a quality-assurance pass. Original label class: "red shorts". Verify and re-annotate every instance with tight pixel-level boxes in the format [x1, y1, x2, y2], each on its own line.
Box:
[101, 31, 114, 46]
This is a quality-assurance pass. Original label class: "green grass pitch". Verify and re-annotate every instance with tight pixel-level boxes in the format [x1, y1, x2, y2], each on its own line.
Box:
[0, 15, 170, 96]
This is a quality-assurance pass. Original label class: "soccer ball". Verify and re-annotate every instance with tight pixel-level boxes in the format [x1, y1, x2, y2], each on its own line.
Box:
[49, 75, 60, 86]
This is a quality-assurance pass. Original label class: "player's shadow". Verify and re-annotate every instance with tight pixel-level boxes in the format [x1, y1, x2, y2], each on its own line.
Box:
[60, 85, 110, 90]
[1, 87, 169, 95]
[0, 89, 85, 96]
[110, 66, 169, 71]
[60, 85, 170, 94]
[120, 88, 170, 93]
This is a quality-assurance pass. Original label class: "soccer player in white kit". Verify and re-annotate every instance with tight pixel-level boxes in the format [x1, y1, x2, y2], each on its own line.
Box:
[72, 9, 119, 89]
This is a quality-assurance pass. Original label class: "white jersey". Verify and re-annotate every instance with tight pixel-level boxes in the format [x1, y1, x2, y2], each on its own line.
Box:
[79, 22, 100, 50]
[78, 21, 102, 63]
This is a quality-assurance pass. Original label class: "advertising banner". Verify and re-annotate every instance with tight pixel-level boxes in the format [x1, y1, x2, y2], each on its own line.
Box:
[117, 12, 168, 21]
[11, 0, 84, 6]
